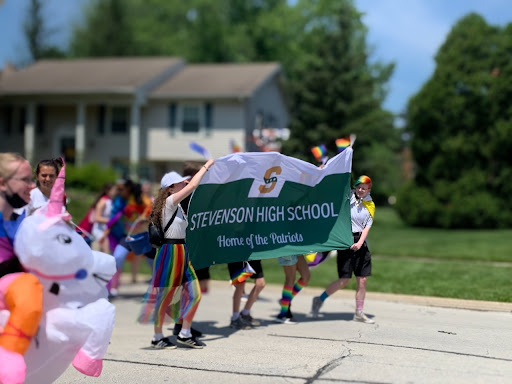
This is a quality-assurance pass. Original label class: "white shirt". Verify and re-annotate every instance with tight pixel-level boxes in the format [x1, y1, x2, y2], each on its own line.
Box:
[350, 192, 373, 233]
[162, 195, 188, 239]
[15, 187, 49, 216]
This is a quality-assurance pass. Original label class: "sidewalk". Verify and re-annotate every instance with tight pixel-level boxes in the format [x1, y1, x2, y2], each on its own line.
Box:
[57, 278, 512, 384]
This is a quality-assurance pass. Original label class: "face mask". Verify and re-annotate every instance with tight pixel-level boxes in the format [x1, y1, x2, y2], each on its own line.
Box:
[4, 190, 28, 209]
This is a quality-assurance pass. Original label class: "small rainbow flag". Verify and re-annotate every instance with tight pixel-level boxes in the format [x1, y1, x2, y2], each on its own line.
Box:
[311, 144, 327, 163]
[230, 262, 255, 285]
[336, 137, 351, 152]
[230, 139, 242, 153]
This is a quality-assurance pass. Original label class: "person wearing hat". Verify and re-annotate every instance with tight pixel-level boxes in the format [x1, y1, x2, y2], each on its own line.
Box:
[311, 175, 376, 324]
[139, 158, 214, 349]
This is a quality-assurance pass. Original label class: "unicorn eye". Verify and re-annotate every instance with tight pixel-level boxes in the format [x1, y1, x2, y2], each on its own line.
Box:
[56, 234, 72, 244]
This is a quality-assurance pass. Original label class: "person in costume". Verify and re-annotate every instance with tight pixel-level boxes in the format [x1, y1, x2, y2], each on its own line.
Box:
[0, 152, 43, 384]
[311, 175, 376, 324]
[275, 255, 310, 324]
[228, 260, 265, 329]
[102, 179, 152, 296]
[138, 159, 214, 349]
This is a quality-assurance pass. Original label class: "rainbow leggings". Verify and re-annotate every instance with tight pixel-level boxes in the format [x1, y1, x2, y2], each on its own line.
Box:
[138, 243, 201, 326]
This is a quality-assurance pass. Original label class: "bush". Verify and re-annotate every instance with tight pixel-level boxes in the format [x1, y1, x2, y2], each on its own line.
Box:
[66, 162, 118, 192]
[396, 176, 509, 229]
[395, 183, 442, 227]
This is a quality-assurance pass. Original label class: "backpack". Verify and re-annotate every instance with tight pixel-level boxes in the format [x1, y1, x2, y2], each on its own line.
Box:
[148, 207, 178, 248]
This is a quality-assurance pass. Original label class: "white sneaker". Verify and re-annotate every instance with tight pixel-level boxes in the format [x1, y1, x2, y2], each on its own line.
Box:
[354, 311, 375, 324]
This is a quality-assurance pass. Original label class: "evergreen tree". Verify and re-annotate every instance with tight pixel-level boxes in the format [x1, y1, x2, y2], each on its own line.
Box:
[70, 0, 136, 57]
[397, 13, 512, 228]
[281, 0, 399, 201]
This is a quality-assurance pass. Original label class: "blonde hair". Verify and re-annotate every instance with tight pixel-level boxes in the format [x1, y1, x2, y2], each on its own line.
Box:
[0, 152, 27, 179]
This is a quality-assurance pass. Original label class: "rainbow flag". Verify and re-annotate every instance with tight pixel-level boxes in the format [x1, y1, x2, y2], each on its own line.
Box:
[311, 144, 327, 163]
[230, 139, 242, 153]
[230, 262, 255, 285]
[336, 137, 351, 152]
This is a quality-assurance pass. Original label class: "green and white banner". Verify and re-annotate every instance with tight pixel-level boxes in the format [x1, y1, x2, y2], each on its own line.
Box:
[187, 149, 353, 270]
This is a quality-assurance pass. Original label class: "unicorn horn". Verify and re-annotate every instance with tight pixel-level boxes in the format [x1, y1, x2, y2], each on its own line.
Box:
[46, 158, 66, 217]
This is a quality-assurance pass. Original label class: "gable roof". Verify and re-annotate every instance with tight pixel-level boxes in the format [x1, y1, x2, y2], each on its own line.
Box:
[0, 57, 183, 95]
[150, 63, 281, 99]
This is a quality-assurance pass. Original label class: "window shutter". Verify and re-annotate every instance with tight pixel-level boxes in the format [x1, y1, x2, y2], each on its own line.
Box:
[205, 103, 212, 136]
[169, 103, 176, 136]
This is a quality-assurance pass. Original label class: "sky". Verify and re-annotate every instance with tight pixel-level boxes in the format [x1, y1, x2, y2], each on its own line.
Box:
[1, 0, 512, 115]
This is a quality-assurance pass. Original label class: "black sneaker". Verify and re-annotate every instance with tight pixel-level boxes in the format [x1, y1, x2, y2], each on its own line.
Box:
[240, 313, 261, 326]
[177, 335, 204, 349]
[172, 323, 203, 338]
[275, 314, 297, 324]
[151, 336, 177, 349]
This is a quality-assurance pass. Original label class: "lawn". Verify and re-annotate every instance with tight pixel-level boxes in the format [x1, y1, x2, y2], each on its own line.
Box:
[67, 191, 512, 302]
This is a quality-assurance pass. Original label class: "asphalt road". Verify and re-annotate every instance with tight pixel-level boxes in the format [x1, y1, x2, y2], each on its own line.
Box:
[56, 278, 512, 384]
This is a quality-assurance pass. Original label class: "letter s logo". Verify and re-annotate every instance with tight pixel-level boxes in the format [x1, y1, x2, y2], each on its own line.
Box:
[258, 166, 282, 194]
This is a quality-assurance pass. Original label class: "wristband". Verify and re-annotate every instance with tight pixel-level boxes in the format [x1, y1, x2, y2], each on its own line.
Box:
[203, 165, 209, 171]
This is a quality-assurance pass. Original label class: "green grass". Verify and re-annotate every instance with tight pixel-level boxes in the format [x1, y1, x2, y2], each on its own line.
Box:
[370, 208, 512, 263]
[66, 190, 512, 302]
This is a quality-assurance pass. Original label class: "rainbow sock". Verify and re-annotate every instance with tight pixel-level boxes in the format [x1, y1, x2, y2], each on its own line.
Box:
[292, 278, 307, 298]
[279, 285, 293, 316]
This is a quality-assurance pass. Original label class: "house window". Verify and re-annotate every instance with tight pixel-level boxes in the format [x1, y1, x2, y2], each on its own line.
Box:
[182, 105, 200, 133]
[111, 107, 128, 133]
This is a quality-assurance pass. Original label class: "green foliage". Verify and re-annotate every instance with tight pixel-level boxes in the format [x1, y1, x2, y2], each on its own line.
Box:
[400, 13, 512, 228]
[70, 0, 137, 57]
[65, 162, 118, 192]
[280, 0, 400, 203]
[66, 0, 402, 202]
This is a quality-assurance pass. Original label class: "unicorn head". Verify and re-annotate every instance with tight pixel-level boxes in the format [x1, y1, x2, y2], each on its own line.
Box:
[14, 160, 114, 300]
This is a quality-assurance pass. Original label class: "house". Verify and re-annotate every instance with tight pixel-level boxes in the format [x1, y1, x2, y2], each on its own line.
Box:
[0, 58, 289, 181]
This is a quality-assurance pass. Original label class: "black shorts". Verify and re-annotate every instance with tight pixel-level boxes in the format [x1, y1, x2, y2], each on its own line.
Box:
[337, 234, 372, 278]
[195, 267, 210, 281]
[228, 259, 264, 280]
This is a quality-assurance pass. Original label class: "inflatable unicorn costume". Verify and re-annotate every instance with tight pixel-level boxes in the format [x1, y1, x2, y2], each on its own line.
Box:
[0, 162, 116, 384]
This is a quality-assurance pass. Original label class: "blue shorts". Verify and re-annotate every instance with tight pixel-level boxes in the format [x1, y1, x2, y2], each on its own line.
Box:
[277, 255, 299, 266]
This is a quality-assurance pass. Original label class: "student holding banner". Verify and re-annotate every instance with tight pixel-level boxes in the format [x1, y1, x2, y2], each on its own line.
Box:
[139, 159, 214, 349]
[275, 255, 310, 324]
[311, 175, 376, 324]
[228, 260, 265, 329]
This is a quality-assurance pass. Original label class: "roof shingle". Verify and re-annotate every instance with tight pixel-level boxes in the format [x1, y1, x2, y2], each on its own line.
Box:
[0, 57, 183, 95]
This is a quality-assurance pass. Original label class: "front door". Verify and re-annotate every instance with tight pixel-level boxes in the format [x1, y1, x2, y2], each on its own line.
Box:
[60, 137, 75, 164]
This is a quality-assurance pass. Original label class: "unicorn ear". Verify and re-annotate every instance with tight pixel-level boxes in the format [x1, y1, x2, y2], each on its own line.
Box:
[46, 158, 66, 218]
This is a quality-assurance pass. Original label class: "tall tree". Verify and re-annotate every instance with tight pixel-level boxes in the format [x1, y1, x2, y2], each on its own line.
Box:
[23, 0, 65, 61]
[70, 0, 136, 57]
[281, 0, 399, 202]
[397, 13, 512, 228]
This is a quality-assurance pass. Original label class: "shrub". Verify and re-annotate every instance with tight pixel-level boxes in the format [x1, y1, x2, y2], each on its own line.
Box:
[66, 162, 118, 192]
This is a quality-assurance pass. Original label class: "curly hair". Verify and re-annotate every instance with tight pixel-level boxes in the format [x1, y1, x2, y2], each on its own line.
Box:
[150, 187, 170, 229]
